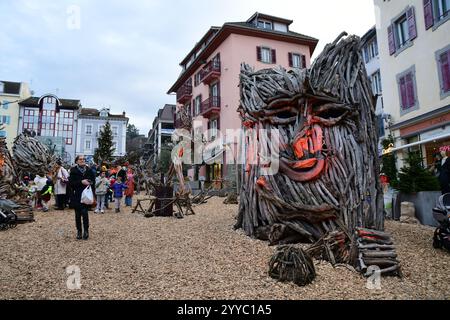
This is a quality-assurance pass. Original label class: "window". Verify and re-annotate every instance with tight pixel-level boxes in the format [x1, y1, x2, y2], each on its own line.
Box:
[85, 140, 92, 150]
[396, 16, 410, 48]
[0, 83, 4, 93]
[194, 95, 202, 116]
[261, 47, 271, 63]
[2, 100, 8, 110]
[376, 115, 385, 138]
[425, 0, 450, 30]
[100, 109, 109, 117]
[186, 103, 192, 117]
[289, 53, 305, 68]
[363, 40, 379, 63]
[397, 66, 419, 114]
[0, 116, 11, 125]
[112, 141, 118, 152]
[58, 110, 74, 145]
[112, 126, 118, 137]
[209, 119, 218, 140]
[436, 45, 450, 98]
[86, 125, 93, 135]
[257, 20, 272, 30]
[40, 97, 57, 137]
[257, 47, 276, 64]
[23, 108, 39, 132]
[371, 70, 382, 95]
[194, 72, 202, 87]
[388, 7, 417, 56]
[434, 0, 450, 21]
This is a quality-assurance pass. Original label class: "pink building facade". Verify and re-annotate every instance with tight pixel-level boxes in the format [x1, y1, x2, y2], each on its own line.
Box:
[168, 13, 319, 187]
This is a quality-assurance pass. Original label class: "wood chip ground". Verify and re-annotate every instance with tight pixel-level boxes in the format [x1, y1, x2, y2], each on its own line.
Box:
[0, 196, 448, 300]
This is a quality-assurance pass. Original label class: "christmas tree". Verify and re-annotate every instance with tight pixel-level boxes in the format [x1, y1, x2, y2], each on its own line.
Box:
[381, 135, 399, 189]
[94, 121, 115, 164]
[396, 151, 440, 193]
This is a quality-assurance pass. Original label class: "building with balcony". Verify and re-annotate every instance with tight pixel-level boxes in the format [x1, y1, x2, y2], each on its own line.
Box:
[76, 107, 128, 163]
[374, 0, 450, 168]
[0, 81, 32, 147]
[147, 104, 175, 168]
[18, 94, 81, 164]
[167, 12, 319, 186]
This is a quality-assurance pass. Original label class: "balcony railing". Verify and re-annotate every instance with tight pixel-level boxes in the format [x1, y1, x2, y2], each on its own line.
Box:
[176, 83, 193, 104]
[201, 96, 221, 117]
[200, 59, 221, 84]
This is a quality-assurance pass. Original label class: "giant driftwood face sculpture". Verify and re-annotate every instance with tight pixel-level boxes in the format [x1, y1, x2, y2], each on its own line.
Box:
[236, 33, 384, 243]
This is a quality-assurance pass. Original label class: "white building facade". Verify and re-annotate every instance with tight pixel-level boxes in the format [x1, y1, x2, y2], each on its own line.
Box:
[76, 107, 128, 163]
[374, 0, 450, 166]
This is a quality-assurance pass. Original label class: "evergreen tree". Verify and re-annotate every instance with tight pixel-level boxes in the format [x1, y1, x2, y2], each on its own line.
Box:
[381, 135, 399, 189]
[396, 151, 440, 193]
[94, 121, 115, 164]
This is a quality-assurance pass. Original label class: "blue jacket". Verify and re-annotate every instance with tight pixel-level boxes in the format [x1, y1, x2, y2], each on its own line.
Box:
[112, 182, 127, 198]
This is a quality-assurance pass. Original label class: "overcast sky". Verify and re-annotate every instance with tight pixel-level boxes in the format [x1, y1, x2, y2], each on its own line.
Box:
[0, 0, 376, 135]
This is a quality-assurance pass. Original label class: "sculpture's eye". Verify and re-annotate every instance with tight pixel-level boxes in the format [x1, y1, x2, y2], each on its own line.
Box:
[312, 103, 352, 125]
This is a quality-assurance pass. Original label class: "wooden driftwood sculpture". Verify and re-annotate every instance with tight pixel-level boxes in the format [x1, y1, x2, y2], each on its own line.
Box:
[0, 131, 34, 225]
[13, 132, 58, 177]
[236, 32, 384, 244]
[0, 131, 23, 200]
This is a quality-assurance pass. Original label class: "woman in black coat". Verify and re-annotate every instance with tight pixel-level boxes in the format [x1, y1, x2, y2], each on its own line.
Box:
[69, 155, 95, 240]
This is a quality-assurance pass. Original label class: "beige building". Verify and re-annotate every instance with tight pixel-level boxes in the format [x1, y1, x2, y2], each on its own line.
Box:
[0, 81, 32, 147]
[374, 0, 450, 167]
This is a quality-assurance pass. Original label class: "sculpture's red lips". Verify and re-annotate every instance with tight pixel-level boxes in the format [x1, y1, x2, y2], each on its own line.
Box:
[279, 124, 325, 182]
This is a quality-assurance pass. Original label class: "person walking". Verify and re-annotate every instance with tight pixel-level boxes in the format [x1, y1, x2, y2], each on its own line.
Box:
[54, 160, 69, 210]
[111, 175, 127, 213]
[95, 170, 109, 214]
[69, 155, 95, 240]
[40, 176, 53, 212]
[34, 173, 47, 210]
[438, 150, 450, 195]
[124, 168, 135, 207]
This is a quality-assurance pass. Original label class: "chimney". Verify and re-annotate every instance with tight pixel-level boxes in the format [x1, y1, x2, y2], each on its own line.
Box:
[123, 111, 126, 116]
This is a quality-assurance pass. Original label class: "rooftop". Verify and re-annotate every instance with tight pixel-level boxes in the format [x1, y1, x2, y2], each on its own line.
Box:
[19, 96, 81, 109]
[0, 81, 21, 95]
[168, 12, 319, 93]
[79, 107, 128, 120]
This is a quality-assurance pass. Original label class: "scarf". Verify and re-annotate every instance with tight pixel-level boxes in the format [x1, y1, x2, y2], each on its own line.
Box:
[77, 164, 86, 175]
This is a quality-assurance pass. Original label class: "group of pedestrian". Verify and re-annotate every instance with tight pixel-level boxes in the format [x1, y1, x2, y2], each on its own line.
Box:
[68, 157, 136, 240]
[23, 156, 136, 241]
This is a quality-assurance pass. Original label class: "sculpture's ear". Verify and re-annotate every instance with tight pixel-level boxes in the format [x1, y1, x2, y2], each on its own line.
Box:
[309, 32, 373, 111]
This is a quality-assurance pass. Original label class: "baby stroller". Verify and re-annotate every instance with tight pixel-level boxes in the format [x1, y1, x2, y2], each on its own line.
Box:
[432, 193, 450, 251]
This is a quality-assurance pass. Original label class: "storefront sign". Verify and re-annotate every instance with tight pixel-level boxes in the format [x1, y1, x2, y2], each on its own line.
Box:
[439, 146, 450, 152]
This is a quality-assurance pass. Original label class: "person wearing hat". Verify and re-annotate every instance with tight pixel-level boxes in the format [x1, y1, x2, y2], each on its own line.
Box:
[55, 160, 69, 210]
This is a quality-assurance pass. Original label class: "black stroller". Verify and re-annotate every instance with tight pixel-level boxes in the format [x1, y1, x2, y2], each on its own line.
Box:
[432, 193, 450, 251]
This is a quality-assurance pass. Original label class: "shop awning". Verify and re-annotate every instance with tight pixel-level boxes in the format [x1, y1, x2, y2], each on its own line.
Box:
[389, 132, 450, 153]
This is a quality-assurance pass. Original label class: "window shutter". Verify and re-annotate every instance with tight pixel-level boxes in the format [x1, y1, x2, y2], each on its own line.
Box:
[400, 76, 407, 109]
[407, 7, 417, 40]
[423, 0, 434, 30]
[288, 53, 293, 67]
[271, 49, 276, 64]
[388, 25, 396, 55]
[441, 51, 450, 92]
[405, 73, 415, 108]
[217, 117, 221, 130]
[257, 46, 262, 61]
[302, 55, 306, 68]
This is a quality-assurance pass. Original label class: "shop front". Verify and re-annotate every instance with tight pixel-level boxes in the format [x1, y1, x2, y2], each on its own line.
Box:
[390, 106, 450, 168]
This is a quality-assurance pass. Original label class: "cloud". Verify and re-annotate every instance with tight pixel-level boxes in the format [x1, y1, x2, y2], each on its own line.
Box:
[0, 0, 375, 135]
